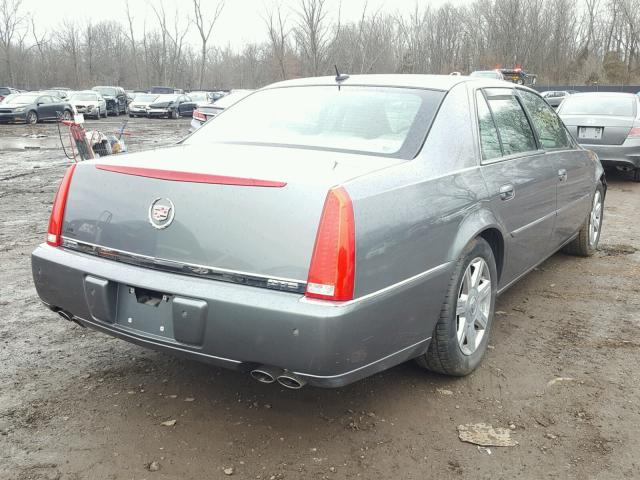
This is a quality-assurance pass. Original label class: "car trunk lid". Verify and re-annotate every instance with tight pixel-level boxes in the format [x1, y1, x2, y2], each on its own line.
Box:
[561, 114, 635, 145]
[61, 143, 401, 285]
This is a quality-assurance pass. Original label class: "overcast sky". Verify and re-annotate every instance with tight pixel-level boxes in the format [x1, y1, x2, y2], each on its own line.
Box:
[25, 0, 466, 50]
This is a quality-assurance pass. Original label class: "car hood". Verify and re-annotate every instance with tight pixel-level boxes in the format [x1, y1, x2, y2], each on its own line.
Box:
[72, 100, 100, 106]
[149, 102, 173, 108]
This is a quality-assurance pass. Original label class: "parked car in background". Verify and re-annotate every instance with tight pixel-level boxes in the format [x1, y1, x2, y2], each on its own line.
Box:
[149, 86, 184, 95]
[43, 89, 71, 100]
[32, 75, 605, 389]
[558, 92, 640, 181]
[541, 90, 571, 108]
[0, 86, 19, 102]
[190, 89, 253, 130]
[0, 92, 74, 124]
[68, 91, 107, 119]
[128, 94, 159, 117]
[92, 86, 127, 115]
[186, 91, 212, 105]
[470, 70, 504, 80]
[147, 94, 195, 119]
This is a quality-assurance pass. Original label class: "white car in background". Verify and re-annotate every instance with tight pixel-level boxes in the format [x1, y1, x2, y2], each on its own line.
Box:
[68, 91, 107, 119]
[128, 94, 159, 118]
[190, 89, 254, 131]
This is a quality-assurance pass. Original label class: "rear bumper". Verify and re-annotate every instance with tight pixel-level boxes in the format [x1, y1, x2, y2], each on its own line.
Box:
[583, 141, 640, 169]
[31, 244, 448, 387]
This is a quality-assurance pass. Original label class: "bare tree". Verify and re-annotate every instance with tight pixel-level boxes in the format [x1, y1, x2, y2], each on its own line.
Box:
[0, 0, 27, 85]
[293, 0, 340, 76]
[193, 0, 225, 89]
[263, 1, 290, 80]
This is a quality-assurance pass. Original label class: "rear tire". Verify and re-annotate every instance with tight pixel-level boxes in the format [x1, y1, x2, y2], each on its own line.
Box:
[562, 182, 604, 256]
[416, 237, 497, 376]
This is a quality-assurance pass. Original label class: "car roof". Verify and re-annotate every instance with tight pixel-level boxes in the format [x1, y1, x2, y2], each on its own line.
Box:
[264, 74, 477, 92]
[567, 91, 639, 99]
[263, 74, 535, 93]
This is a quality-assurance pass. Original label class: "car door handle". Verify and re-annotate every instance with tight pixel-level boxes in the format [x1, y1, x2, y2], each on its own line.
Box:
[499, 184, 515, 201]
[558, 169, 568, 182]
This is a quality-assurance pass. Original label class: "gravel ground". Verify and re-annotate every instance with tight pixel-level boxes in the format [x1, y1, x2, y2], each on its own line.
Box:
[1, 117, 639, 480]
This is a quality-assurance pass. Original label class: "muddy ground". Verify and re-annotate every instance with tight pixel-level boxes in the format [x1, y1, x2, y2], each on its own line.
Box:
[1, 117, 639, 480]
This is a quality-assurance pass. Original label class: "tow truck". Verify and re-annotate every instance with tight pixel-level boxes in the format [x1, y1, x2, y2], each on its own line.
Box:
[499, 67, 537, 86]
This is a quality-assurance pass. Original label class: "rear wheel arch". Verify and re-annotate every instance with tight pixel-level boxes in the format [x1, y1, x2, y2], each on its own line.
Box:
[448, 210, 508, 284]
[478, 228, 505, 283]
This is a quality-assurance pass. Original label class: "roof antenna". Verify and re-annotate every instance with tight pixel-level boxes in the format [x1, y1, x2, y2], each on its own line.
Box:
[334, 65, 350, 85]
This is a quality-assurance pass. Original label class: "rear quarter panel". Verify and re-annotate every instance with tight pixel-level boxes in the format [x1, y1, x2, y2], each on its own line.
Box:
[343, 83, 493, 351]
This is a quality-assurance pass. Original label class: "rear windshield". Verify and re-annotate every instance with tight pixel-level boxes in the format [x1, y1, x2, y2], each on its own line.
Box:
[561, 96, 636, 116]
[186, 86, 444, 159]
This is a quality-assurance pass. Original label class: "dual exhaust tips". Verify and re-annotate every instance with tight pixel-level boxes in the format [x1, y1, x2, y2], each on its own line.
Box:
[250, 366, 306, 389]
[56, 309, 305, 389]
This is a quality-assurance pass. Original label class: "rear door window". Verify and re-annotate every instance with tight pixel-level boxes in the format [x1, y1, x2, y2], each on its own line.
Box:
[518, 90, 573, 150]
[476, 91, 502, 161]
[484, 88, 537, 156]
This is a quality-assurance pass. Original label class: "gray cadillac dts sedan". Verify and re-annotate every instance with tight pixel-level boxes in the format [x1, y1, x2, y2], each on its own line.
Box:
[32, 75, 605, 388]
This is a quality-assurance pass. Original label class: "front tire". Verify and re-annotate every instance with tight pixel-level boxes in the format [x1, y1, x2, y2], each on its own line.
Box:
[416, 237, 497, 376]
[171, 109, 178, 119]
[563, 182, 604, 256]
[26, 110, 38, 124]
[62, 110, 72, 121]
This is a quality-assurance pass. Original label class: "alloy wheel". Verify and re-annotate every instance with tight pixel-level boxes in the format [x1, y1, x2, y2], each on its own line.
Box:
[456, 257, 491, 356]
[589, 190, 602, 247]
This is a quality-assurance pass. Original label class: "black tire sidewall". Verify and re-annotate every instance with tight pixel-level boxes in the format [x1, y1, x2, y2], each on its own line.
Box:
[440, 238, 498, 375]
[27, 111, 37, 124]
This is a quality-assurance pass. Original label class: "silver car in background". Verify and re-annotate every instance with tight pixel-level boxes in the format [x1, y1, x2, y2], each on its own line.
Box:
[32, 75, 605, 388]
[128, 94, 159, 118]
[190, 89, 254, 130]
[558, 92, 640, 181]
[541, 90, 571, 108]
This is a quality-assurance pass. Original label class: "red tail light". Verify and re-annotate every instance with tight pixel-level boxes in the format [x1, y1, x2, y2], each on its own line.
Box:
[0, 95, 4, 102]
[193, 110, 207, 121]
[628, 127, 640, 138]
[47, 164, 76, 247]
[305, 187, 355, 301]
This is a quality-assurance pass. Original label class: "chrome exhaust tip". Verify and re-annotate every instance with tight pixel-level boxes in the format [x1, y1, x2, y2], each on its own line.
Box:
[250, 366, 281, 384]
[56, 309, 86, 328]
[276, 373, 306, 390]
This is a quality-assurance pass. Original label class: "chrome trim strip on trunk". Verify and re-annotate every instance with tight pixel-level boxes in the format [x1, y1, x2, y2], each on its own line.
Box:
[60, 237, 306, 294]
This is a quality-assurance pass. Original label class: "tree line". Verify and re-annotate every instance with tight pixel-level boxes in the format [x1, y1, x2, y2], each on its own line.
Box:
[1, 0, 639, 91]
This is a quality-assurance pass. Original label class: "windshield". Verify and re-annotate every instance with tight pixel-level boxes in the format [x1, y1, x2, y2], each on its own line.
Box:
[561, 96, 636, 117]
[153, 95, 179, 103]
[135, 94, 159, 102]
[93, 87, 117, 97]
[5, 94, 38, 104]
[71, 93, 98, 101]
[186, 86, 444, 159]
